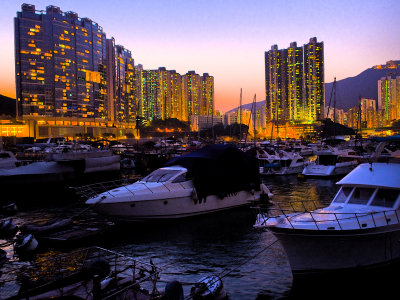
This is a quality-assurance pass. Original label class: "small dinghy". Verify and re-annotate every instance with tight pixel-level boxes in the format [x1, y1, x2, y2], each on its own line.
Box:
[21, 218, 73, 236]
[0, 219, 18, 237]
[191, 274, 228, 300]
[14, 233, 38, 254]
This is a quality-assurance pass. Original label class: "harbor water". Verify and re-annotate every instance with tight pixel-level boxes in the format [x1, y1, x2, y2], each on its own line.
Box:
[1, 173, 343, 299]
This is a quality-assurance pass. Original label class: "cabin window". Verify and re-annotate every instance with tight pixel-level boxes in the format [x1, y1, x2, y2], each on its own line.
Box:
[370, 189, 399, 208]
[334, 187, 353, 203]
[318, 155, 337, 166]
[172, 173, 187, 183]
[348, 188, 375, 205]
[0, 153, 11, 158]
[142, 169, 181, 182]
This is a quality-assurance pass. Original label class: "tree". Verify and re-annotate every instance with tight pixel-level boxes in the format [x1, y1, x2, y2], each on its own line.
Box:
[392, 120, 400, 134]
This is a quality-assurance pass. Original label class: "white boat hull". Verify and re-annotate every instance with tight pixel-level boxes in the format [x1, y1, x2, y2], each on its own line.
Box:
[302, 162, 358, 177]
[270, 224, 400, 274]
[91, 190, 260, 222]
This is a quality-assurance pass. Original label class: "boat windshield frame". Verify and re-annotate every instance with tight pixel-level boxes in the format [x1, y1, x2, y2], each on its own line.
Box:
[332, 186, 400, 209]
[141, 168, 186, 183]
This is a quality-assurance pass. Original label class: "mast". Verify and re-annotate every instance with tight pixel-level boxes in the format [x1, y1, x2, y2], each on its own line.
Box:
[359, 100, 362, 147]
[333, 77, 336, 139]
[253, 94, 256, 147]
[239, 88, 242, 142]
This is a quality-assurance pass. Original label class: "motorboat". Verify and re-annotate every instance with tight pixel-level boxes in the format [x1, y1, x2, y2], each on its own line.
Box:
[0, 150, 18, 169]
[85, 144, 272, 222]
[255, 162, 400, 275]
[291, 143, 313, 157]
[47, 149, 120, 174]
[0, 247, 160, 299]
[302, 145, 359, 177]
[260, 150, 307, 176]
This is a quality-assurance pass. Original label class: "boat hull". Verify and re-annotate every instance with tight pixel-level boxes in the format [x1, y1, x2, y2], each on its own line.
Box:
[92, 190, 259, 222]
[302, 162, 357, 177]
[269, 224, 400, 274]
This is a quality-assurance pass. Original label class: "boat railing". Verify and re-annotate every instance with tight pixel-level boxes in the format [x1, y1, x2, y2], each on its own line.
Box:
[0, 246, 161, 299]
[256, 200, 400, 230]
[71, 178, 139, 199]
[72, 178, 194, 199]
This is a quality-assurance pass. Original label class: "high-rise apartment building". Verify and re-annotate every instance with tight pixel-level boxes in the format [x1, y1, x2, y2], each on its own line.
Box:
[141, 69, 160, 122]
[158, 68, 183, 120]
[304, 37, 324, 122]
[265, 45, 286, 123]
[360, 98, 376, 128]
[113, 44, 136, 123]
[133, 64, 143, 120]
[200, 73, 215, 116]
[169, 70, 183, 120]
[15, 4, 108, 120]
[265, 37, 324, 125]
[378, 76, 400, 123]
[287, 42, 303, 122]
[182, 71, 201, 121]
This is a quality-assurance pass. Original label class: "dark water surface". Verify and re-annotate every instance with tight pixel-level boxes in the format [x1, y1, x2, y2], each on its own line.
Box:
[3, 174, 395, 299]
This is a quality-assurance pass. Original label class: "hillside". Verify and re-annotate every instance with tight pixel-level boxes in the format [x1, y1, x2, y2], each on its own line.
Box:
[325, 66, 398, 111]
[0, 94, 16, 117]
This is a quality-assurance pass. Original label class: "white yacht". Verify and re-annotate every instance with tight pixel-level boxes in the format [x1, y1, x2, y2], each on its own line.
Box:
[0, 150, 18, 169]
[302, 145, 359, 177]
[255, 162, 400, 274]
[260, 151, 306, 176]
[291, 144, 313, 157]
[86, 144, 272, 222]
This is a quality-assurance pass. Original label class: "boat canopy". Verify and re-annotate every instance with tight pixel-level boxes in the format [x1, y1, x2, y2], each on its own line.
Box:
[165, 144, 261, 200]
[337, 163, 400, 189]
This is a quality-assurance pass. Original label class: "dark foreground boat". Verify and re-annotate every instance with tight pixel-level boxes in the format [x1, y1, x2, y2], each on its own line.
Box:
[0, 247, 160, 300]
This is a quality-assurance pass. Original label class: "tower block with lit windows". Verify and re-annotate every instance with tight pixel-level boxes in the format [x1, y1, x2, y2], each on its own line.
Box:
[15, 4, 108, 120]
[265, 37, 324, 126]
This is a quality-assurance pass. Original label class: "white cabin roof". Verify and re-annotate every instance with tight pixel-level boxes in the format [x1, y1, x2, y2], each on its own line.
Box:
[337, 162, 400, 189]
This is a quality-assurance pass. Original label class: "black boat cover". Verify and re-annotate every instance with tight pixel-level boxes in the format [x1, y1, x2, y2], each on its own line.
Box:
[165, 144, 261, 200]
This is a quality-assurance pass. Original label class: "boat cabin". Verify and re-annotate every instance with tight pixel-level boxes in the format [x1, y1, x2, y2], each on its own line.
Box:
[332, 162, 400, 210]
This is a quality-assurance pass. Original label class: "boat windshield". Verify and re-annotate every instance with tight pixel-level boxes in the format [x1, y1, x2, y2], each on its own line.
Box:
[370, 189, 400, 208]
[333, 187, 353, 203]
[142, 169, 182, 182]
[318, 155, 337, 166]
[348, 188, 375, 205]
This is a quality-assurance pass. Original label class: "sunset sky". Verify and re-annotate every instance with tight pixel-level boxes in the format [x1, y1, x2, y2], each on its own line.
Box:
[0, 0, 399, 112]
